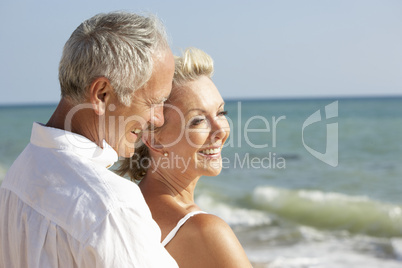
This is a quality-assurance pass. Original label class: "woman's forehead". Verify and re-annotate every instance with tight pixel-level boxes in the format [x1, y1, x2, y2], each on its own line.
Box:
[169, 80, 222, 111]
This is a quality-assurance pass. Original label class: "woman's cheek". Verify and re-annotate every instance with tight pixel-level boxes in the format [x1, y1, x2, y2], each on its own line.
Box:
[186, 131, 208, 148]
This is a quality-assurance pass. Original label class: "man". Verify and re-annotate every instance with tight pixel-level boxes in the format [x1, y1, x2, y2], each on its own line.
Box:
[0, 12, 178, 267]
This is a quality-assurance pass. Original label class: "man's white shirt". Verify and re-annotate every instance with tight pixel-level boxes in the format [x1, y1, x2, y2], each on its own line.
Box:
[0, 122, 178, 267]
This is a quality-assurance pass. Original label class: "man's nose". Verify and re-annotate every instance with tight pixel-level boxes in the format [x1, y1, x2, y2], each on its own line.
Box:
[150, 104, 165, 127]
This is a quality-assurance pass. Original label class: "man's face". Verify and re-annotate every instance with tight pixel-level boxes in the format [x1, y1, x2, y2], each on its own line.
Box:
[105, 49, 175, 157]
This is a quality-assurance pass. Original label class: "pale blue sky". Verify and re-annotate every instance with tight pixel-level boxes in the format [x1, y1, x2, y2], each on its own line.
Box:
[1, 0, 401, 105]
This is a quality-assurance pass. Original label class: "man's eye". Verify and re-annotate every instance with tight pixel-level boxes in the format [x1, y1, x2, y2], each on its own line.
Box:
[151, 97, 168, 106]
[160, 97, 168, 104]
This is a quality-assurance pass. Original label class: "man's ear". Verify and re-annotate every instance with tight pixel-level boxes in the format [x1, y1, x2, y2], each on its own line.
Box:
[89, 77, 113, 115]
[142, 131, 165, 155]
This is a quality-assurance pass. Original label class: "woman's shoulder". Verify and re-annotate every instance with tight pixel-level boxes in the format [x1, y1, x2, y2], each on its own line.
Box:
[183, 213, 244, 250]
[167, 213, 252, 268]
[184, 213, 231, 236]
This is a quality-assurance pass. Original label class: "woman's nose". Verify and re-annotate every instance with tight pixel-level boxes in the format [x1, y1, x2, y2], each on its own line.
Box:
[210, 117, 230, 143]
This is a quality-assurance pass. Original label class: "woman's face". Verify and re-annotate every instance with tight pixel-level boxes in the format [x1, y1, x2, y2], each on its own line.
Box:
[152, 75, 230, 177]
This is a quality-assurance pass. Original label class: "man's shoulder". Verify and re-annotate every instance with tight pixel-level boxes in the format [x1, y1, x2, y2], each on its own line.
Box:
[2, 143, 147, 242]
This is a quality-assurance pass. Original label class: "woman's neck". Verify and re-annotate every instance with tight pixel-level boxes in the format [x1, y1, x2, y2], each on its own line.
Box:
[139, 167, 200, 209]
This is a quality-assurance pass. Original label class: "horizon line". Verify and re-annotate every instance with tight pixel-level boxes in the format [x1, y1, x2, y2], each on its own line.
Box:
[1, 94, 401, 107]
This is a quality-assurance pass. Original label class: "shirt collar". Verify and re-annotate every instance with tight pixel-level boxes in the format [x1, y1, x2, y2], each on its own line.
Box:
[30, 122, 118, 168]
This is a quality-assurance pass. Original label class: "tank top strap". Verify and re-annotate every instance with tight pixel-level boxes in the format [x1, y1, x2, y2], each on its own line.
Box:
[161, 210, 207, 247]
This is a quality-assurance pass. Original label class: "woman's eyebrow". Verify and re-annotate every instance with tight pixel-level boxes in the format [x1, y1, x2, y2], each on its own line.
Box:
[184, 102, 225, 116]
[185, 108, 206, 116]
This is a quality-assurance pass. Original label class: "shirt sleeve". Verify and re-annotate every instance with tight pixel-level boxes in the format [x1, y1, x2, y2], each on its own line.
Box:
[78, 206, 178, 268]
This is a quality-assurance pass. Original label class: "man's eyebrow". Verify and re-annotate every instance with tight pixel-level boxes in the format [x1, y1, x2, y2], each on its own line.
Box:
[151, 96, 169, 104]
[159, 96, 168, 103]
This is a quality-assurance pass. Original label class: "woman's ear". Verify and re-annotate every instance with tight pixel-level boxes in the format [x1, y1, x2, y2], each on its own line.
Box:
[88, 77, 113, 116]
[142, 131, 165, 155]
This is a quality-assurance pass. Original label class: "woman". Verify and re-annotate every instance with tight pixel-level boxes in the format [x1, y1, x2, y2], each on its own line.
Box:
[119, 48, 252, 268]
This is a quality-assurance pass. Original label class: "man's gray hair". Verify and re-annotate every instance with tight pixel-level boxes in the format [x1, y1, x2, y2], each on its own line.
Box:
[59, 11, 169, 106]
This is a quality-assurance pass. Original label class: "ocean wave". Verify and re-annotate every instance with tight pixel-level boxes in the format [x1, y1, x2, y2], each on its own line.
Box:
[252, 186, 402, 237]
[268, 257, 320, 268]
[247, 236, 402, 268]
[195, 194, 273, 227]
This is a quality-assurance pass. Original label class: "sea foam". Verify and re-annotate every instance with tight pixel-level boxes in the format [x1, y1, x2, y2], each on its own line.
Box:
[252, 186, 402, 237]
[195, 194, 272, 227]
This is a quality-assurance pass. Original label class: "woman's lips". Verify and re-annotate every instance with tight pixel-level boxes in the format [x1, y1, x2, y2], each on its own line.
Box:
[198, 147, 222, 158]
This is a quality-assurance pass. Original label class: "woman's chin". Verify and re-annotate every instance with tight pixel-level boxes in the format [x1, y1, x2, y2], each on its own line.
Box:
[196, 160, 223, 176]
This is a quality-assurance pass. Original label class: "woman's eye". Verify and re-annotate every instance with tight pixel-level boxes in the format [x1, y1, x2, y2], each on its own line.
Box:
[218, 110, 228, 116]
[190, 117, 206, 126]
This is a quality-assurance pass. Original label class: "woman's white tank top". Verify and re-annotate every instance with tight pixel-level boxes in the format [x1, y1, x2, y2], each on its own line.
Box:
[161, 211, 207, 246]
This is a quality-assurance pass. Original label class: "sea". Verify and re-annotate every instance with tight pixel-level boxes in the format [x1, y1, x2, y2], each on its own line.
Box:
[1, 97, 402, 268]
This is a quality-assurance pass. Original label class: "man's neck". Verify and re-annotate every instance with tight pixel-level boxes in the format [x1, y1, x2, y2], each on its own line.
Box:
[46, 98, 103, 148]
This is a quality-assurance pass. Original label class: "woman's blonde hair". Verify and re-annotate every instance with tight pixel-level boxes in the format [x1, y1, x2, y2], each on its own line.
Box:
[117, 47, 214, 181]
